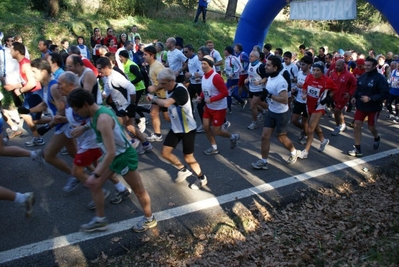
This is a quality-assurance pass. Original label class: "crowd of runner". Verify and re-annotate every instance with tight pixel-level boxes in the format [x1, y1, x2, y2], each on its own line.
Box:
[0, 24, 396, 232]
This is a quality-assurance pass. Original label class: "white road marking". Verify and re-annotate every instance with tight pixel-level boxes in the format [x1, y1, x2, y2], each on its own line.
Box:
[1, 148, 398, 264]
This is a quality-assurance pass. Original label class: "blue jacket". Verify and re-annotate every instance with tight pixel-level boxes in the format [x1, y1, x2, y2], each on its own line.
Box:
[198, 0, 208, 7]
[354, 68, 389, 112]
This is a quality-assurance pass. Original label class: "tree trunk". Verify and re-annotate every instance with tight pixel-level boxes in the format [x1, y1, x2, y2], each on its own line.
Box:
[225, 0, 238, 19]
[48, 0, 59, 17]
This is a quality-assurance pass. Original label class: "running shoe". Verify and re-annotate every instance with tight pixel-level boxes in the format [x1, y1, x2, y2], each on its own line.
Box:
[131, 216, 157, 232]
[251, 159, 268, 170]
[222, 121, 231, 131]
[24, 192, 35, 218]
[147, 133, 163, 142]
[137, 143, 153, 155]
[247, 121, 258, 130]
[175, 169, 193, 183]
[63, 177, 80, 192]
[196, 125, 205, 133]
[348, 146, 363, 157]
[373, 136, 380, 150]
[298, 150, 308, 159]
[190, 176, 208, 190]
[319, 139, 330, 152]
[230, 134, 240, 149]
[331, 126, 341, 136]
[25, 137, 45, 147]
[110, 189, 131, 204]
[203, 147, 219, 155]
[287, 150, 301, 165]
[240, 100, 248, 110]
[80, 217, 109, 232]
[59, 147, 68, 155]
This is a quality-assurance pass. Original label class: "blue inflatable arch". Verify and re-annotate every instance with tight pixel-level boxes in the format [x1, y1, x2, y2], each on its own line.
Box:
[234, 0, 399, 53]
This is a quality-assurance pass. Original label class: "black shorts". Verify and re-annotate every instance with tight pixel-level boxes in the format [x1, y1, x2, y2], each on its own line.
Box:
[116, 104, 136, 118]
[292, 100, 308, 117]
[152, 99, 168, 113]
[248, 91, 262, 98]
[263, 109, 290, 134]
[163, 129, 196, 155]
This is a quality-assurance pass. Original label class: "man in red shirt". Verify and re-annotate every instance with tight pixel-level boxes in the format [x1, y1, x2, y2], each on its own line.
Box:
[299, 62, 337, 159]
[330, 59, 357, 135]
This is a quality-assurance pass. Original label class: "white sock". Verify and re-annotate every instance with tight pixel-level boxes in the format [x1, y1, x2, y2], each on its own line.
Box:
[11, 125, 19, 131]
[261, 158, 267, 164]
[30, 151, 38, 158]
[14, 192, 26, 204]
[291, 149, 297, 156]
[114, 182, 126, 192]
[212, 144, 217, 150]
[145, 215, 154, 221]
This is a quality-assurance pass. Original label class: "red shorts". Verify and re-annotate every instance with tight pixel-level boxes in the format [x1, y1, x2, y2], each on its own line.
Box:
[334, 100, 349, 110]
[307, 105, 325, 116]
[238, 74, 248, 86]
[354, 110, 380, 126]
[73, 148, 103, 167]
[203, 106, 226, 127]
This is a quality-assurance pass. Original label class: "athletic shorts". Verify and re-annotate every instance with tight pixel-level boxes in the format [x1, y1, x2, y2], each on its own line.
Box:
[23, 91, 43, 121]
[163, 129, 196, 155]
[73, 148, 103, 167]
[354, 110, 380, 126]
[292, 100, 308, 117]
[108, 146, 139, 175]
[334, 100, 349, 110]
[248, 91, 262, 98]
[226, 79, 239, 96]
[306, 104, 325, 116]
[263, 109, 290, 134]
[188, 83, 202, 100]
[238, 74, 248, 86]
[116, 104, 136, 118]
[203, 106, 226, 127]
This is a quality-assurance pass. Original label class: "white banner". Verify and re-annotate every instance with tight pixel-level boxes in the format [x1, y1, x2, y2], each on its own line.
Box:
[290, 0, 357, 20]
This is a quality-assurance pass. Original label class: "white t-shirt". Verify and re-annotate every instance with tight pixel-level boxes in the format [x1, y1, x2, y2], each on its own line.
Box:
[210, 49, 223, 72]
[283, 62, 298, 88]
[103, 70, 136, 111]
[266, 74, 289, 113]
[167, 48, 187, 73]
[187, 55, 203, 84]
[295, 70, 310, 104]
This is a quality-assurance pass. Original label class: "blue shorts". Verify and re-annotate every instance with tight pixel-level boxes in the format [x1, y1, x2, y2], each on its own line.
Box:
[23, 90, 43, 121]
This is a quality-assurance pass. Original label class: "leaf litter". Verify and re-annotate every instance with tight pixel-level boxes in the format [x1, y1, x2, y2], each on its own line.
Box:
[90, 157, 399, 266]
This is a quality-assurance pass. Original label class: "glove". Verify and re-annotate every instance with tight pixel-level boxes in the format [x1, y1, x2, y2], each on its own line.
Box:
[320, 93, 333, 105]
[18, 106, 30, 114]
[37, 123, 52, 136]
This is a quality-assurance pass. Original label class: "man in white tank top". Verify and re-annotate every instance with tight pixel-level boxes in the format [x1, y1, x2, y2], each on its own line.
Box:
[199, 55, 240, 155]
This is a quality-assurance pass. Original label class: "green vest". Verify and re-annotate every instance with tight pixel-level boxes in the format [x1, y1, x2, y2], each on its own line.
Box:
[124, 59, 145, 91]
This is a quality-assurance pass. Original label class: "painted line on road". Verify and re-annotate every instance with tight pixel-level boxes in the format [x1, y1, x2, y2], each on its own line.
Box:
[1, 148, 398, 264]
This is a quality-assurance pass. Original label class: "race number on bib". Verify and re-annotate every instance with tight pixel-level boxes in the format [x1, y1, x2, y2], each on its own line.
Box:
[307, 86, 321, 98]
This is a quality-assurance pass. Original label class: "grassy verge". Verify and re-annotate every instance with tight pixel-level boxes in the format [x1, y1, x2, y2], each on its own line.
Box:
[1, 3, 399, 60]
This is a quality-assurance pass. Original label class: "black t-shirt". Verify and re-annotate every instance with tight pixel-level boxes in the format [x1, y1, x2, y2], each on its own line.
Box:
[170, 84, 189, 106]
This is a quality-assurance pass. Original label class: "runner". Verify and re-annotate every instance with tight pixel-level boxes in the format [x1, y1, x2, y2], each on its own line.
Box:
[66, 88, 156, 233]
[148, 68, 207, 189]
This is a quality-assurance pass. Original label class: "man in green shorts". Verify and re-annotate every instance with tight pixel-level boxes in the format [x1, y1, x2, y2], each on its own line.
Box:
[66, 88, 156, 233]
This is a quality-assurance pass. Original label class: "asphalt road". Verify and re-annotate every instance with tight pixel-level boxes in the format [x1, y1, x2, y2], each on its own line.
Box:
[0, 104, 398, 266]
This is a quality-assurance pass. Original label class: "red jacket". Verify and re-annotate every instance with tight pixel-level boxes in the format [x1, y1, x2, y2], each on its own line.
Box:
[330, 68, 357, 102]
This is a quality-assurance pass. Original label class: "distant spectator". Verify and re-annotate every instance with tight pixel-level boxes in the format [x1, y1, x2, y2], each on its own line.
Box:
[103, 28, 117, 50]
[128, 25, 141, 42]
[90, 27, 104, 63]
[49, 44, 59, 54]
[118, 33, 127, 48]
[77, 36, 90, 60]
[194, 0, 209, 23]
